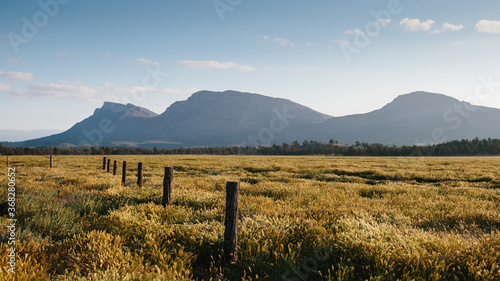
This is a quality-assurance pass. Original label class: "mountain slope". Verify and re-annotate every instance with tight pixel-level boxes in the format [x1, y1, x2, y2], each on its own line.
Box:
[314, 91, 500, 144]
[8, 90, 500, 148]
[15, 102, 159, 147]
[144, 90, 332, 146]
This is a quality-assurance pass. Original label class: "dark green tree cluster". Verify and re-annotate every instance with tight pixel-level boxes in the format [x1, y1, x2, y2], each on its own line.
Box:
[1, 138, 500, 156]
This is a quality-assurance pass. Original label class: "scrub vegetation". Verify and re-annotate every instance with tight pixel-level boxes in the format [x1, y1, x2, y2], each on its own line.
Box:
[1, 155, 499, 280]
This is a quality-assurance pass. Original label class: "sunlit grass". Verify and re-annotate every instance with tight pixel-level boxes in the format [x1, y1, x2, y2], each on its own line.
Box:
[1, 155, 500, 280]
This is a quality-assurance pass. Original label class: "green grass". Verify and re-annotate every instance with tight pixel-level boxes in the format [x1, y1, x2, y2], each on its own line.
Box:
[1, 155, 500, 280]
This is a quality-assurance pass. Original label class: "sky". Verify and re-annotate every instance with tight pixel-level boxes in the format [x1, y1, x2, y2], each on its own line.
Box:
[1, 0, 500, 141]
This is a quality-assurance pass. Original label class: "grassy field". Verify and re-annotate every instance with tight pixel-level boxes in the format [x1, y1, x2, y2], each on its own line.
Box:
[1, 155, 500, 280]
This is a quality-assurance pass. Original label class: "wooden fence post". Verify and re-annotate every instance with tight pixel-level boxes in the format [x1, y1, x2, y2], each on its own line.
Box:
[137, 162, 143, 188]
[102, 157, 107, 170]
[224, 181, 240, 264]
[6, 156, 9, 167]
[50, 155, 53, 168]
[113, 160, 117, 176]
[122, 161, 127, 186]
[162, 167, 173, 207]
[107, 159, 111, 173]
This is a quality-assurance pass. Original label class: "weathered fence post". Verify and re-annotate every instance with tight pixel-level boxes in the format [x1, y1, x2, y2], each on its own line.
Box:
[6, 156, 9, 167]
[162, 167, 173, 207]
[224, 181, 240, 264]
[137, 162, 143, 188]
[50, 155, 53, 168]
[102, 157, 107, 170]
[122, 161, 127, 186]
[107, 159, 111, 172]
[113, 160, 117, 176]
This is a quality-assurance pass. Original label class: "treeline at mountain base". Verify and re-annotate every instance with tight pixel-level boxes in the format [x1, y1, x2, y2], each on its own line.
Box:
[2, 138, 500, 157]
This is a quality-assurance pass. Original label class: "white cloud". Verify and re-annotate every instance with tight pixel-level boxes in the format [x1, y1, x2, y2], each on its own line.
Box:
[430, 23, 465, 34]
[305, 42, 313, 47]
[337, 20, 391, 47]
[442, 23, 465, 32]
[56, 80, 85, 85]
[134, 58, 159, 66]
[178, 60, 255, 71]
[12, 82, 98, 100]
[344, 28, 364, 35]
[400, 18, 435, 32]
[273, 37, 295, 47]
[101, 82, 180, 96]
[376, 19, 392, 27]
[7, 80, 182, 102]
[261, 35, 295, 47]
[476, 20, 500, 34]
[451, 40, 480, 46]
[0, 82, 13, 92]
[0, 70, 35, 80]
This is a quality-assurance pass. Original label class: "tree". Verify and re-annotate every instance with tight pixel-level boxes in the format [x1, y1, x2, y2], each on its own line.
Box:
[103, 147, 112, 155]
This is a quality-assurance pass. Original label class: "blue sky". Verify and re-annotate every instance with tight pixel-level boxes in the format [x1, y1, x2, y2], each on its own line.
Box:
[1, 0, 500, 141]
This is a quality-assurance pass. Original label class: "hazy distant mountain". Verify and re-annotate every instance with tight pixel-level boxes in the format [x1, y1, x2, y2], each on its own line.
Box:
[7, 90, 500, 148]
[13, 102, 159, 147]
[313, 91, 500, 145]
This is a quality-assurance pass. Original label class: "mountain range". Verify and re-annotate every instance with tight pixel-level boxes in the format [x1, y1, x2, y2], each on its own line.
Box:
[7, 90, 500, 148]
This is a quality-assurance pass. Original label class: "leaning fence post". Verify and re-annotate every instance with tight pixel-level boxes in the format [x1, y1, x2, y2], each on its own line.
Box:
[137, 162, 143, 188]
[122, 161, 127, 186]
[224, 181, 240, 264]
[102, 157, 107, 170]
[113, 160, 117, 176]
[162, 167, 173, 207]
[50, 155, 53, 168]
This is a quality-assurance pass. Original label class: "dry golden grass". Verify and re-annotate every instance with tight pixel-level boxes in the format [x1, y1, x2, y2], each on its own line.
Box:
[1, 155, 500, 280]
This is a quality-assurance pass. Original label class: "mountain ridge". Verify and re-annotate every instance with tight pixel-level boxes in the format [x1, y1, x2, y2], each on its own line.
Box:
[6, 90, 500, 148]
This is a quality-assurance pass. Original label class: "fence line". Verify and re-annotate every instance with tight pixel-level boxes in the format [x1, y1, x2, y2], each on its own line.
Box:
[137, 162, 143, 188]
[96, 157, 239, 264]
[122, 161, 127, 186]
[224, 181, 240, 264]
[162, 166, 173, 207]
